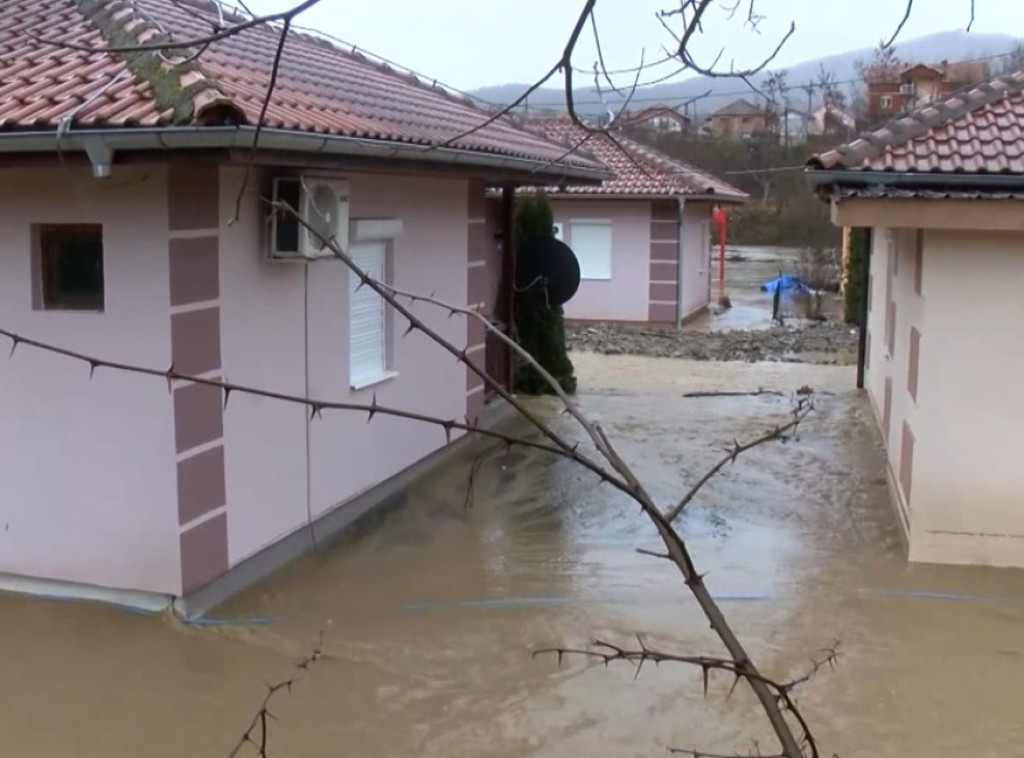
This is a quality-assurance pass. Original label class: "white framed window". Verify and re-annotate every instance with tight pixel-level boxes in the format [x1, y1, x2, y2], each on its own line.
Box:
[569, 219, 612, 280]
[348, 240, 393, 389]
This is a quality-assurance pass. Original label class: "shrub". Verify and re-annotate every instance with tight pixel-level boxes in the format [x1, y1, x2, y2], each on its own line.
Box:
[512, 193, 577, 395]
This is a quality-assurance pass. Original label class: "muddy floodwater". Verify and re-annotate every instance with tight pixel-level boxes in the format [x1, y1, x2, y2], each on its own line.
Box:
[3, 355, 1024, 757]
[690, 245, 843, 332]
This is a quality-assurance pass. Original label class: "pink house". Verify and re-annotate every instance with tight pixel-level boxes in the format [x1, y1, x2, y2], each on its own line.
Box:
[523, 118, 747, 324]
[0, 0, 604, 613]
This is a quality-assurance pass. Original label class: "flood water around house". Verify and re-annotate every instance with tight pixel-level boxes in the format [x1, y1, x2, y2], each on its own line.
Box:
[3, 354, 1024, 757]
[690, 245, 843, 332]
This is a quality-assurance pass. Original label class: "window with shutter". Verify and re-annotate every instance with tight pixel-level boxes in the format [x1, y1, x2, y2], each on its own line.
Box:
[569, 220, 612, 280]
[348, 240, 389, 388]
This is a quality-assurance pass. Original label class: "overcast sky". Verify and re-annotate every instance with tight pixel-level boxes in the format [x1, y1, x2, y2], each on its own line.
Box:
[231, 1, 1021, 91]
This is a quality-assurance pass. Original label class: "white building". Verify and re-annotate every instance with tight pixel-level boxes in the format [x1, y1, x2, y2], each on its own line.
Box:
[808, 68, 1024, 568]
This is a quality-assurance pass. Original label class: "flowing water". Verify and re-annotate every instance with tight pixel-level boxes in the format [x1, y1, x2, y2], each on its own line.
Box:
[691, 245, 843, 332]
[2, 355, 1023, 757]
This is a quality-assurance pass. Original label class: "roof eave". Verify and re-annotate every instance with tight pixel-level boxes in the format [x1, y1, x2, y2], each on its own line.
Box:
[538, 190, 747, 202]
[805, 166, 1024, 197]
[0, 125, 611, 184]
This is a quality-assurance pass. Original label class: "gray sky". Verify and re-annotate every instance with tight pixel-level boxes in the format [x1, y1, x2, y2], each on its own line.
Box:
[231, 1, 1021, 91]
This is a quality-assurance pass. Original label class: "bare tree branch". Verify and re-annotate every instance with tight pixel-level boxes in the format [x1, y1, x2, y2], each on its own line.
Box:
[227, 634, 323, 757]
[882, 0, 914, 48]
[0, 327, 579, 464]
[665, 397, 813, 524]
[537, 638, 839, 758]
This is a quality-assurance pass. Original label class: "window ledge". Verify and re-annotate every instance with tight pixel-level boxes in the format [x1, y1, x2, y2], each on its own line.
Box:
[350, 370, 399, 391]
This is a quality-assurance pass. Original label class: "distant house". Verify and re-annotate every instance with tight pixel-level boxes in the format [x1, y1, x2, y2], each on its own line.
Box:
[807, 68, 1024, 569]
[0, 0, 605, 613]
[864, 59, 990, 121]
[705, 99, 778, 138]
[624, 105, 692, 133]
[807, 105, 856, 137]
[522, 118, 747, 324]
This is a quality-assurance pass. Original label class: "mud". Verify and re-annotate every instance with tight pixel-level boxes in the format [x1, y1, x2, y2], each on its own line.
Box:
[1, 355, 1023, 757]
[568, 321, 859, 365]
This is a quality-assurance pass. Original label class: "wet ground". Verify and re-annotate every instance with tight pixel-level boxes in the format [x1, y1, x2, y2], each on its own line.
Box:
[568, 321, 858, 364]
[2, 355, 1024, 757]
[568, 245, 856, 364]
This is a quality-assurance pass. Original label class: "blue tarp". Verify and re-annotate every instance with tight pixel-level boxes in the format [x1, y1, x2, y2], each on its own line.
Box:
[760, 274, 809, 294]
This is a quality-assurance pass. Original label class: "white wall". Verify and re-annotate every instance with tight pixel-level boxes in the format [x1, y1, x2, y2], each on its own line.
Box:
[866, 225, 1024, 568]
[911, 230, 1024, 567]
[219, 169, 469, 566]
[0, 166, 181, 594]
[680, 201, 712, 319]
[556, 199, 651, 322]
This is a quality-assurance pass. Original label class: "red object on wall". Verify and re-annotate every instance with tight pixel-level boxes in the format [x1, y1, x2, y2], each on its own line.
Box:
[712, 204, 727, 296]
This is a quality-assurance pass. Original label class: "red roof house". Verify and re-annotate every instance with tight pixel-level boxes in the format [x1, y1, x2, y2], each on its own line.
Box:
[522, 117, 746, 324]
[0, 0, 606, 613]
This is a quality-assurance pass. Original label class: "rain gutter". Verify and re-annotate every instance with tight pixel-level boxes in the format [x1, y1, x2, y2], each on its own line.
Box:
[805, 167, 1024, 192]
[0, 126, 610, 184]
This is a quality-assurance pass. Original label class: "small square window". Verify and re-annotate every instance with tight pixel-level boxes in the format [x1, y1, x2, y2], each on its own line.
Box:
[33, 224, 104, 311]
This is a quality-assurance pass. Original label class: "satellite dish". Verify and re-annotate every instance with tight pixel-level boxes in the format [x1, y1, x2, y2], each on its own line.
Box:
[516, 235, 581, 306]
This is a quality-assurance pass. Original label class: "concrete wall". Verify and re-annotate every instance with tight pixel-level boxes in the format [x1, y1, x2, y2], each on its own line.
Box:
[0, 166, 181, 595]
[865, 224, 1024, 568]
[555, 199, 651, 322]
[220, 168, 469, 569]
[680, 201, 712, 320]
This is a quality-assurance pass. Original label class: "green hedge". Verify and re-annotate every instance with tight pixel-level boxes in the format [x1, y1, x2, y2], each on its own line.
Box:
[512, 194, 577, 395]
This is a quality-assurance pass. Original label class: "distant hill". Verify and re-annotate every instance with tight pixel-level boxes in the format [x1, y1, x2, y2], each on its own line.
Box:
[470, 31, 1021, 118]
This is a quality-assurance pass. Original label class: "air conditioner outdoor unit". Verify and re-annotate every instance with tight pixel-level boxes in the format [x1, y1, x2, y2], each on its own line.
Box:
[268, 175, 349, 261]
[899, 83, 915, 95]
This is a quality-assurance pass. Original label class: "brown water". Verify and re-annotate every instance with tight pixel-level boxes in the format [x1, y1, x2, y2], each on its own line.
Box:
[2, 355, 1023, 757]
[692, 245, 843, 332]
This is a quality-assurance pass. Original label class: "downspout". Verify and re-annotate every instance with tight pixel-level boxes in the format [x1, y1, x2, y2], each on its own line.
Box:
[498, 183, 517, 390]
[856, 227, 872, 390]
[675, 195, 686, 328]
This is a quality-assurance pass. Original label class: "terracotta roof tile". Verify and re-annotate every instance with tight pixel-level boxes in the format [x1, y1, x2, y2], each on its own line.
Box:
[809, 69, 1024, 174]
[0, 0, 601, 171]
[0, 0, 163, 128]
[520, 117, 747, 199]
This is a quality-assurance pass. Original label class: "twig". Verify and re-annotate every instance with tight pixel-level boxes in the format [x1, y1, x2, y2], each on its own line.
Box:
[0, 327, 578, 465]
[665, 397, 814, 524]
[682, 389, 784, 398]
[227, 633, 323, 757]
[537, 638, 839, 758]
[463, 453, 487, 510]
[232, 16, 292, 223]
[882, 0, 913, 48]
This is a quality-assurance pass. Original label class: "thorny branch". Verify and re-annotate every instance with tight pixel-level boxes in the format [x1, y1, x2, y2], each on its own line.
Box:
[665, 396, 814, 524]
[537, 638, 839, 758]
[269, 211, 816, 757]
[0, 326, 578, 464]
[228, 634, 323, 757]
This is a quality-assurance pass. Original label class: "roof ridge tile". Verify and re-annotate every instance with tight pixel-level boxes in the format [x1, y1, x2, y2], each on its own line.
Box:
[76, 0, 244, 125]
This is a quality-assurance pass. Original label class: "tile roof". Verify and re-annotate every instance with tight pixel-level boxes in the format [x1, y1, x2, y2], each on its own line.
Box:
[710, 98, 763, 117]
[0, 0, 603, 172]
[808, 69, 1024, 174]
[520, 117, 747, 200]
